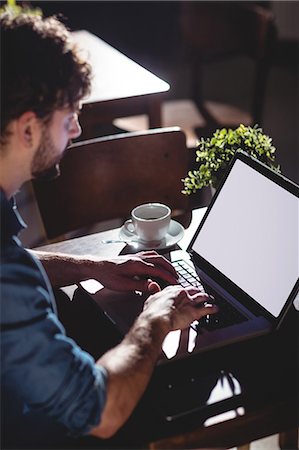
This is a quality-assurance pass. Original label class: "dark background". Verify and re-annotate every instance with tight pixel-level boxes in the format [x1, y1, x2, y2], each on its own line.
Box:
[2, 1, 298, 247]
[31, 0, 298, 184]
[2, 0, 298, 183]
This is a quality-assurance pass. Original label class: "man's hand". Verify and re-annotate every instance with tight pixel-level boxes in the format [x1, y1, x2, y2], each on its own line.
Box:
[33, 250, 177, 291]
[91, 284, 218, 439]
[142, 285, 218, 332]
[94, 251, 178, 292]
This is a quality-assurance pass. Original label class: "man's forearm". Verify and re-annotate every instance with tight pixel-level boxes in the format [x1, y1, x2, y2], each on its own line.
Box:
[91, 312, 168, 439]
[30, 249, 178, 293]
[29, 250, 97, 287]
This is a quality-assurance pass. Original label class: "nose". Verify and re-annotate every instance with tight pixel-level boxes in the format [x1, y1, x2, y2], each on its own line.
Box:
[69, 114, 82, 139]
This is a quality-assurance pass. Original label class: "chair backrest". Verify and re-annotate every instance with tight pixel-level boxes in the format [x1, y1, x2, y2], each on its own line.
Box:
[179, 2, 277, 125]
[32, 127, 190, 240]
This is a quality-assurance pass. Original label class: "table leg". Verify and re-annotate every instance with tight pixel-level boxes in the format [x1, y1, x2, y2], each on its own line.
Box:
[148, 97, 162, 128]
[237, 444, 250, 450]
[279, 428, 298, 450]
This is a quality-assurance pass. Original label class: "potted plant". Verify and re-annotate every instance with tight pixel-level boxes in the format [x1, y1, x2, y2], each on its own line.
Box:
[0, 0, 42, 16]
[182, 124, 280, 195]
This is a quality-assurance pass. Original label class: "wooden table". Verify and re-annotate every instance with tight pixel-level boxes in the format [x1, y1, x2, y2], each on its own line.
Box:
[38, 208, 298, 450]
[71, 30, 170, 139]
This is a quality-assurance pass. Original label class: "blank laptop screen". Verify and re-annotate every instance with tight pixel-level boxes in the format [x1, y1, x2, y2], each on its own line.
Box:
[192, 159, 299, 318]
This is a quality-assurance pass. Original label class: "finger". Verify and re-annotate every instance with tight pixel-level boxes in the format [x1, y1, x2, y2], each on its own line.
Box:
[199, 303, 219, 315]
[115, 279, 146, 292]
[123, 276, 164, 293]
[138, 253, 178, 279]
[185, 303, 219, 326]
[184, 287, 206, 297]
[133, 263, 178, 285]
[192, 297, 219, 314]
[188, 292, 211, 305]
[137, 250, 158, 257]
[148, 256, 178, 278]
[147, 280, 161, 294]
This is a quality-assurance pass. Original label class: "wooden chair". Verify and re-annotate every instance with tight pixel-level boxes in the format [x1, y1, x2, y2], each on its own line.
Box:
[114, 3, 277, 148]
[178, 2, 277, 137]
[32, 127, 191, 241]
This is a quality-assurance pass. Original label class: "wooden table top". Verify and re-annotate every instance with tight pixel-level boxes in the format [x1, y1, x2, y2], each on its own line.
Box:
[38, 208, 206, 257]
[71, 30, 170, 105]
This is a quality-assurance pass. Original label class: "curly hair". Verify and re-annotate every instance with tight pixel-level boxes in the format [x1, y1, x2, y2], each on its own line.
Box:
[0, 13, 92, 144]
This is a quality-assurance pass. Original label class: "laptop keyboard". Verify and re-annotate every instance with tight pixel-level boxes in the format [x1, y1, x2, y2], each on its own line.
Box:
[172, 260, 248, 332]
[173, 260, 204, 289]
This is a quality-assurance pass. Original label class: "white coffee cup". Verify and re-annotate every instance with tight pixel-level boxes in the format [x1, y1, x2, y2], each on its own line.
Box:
[124, 203, 171, 242]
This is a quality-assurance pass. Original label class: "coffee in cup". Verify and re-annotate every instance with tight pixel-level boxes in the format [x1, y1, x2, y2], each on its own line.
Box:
[124, 203, 171, 242]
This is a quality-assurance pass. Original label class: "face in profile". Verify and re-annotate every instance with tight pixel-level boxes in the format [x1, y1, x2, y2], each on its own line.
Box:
[31, 108, 81, 180]
[31, 126, 62, 180]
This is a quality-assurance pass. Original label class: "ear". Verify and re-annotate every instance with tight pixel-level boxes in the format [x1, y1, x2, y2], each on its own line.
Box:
[16, 111, 41, 149]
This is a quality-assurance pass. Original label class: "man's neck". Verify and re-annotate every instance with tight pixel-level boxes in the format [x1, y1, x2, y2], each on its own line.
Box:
[0, 141, 31, 199]
[0, 158, 29, 200]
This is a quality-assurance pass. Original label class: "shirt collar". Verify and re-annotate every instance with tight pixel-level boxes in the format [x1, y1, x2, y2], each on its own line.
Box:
[0, 189, 27, 239]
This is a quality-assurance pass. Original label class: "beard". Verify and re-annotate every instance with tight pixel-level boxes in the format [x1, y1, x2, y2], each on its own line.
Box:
[31, 127, 66, 181]
[33, 164, 61, 180]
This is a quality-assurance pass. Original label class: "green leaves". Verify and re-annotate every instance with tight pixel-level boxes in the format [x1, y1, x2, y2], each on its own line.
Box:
[0, 0, 42, 17]
[182, 124, 280, 195]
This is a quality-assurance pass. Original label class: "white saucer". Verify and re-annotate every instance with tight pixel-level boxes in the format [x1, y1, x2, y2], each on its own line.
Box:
[119, 219, 185, 250]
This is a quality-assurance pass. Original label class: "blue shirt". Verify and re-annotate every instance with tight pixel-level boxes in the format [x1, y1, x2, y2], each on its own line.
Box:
[0, 190, 107, 448]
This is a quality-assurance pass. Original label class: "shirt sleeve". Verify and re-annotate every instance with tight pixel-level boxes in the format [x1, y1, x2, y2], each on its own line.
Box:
[1, 263, 108, 436]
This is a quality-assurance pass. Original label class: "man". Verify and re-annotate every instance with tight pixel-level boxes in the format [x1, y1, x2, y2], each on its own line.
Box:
[0, 12, 218, 449]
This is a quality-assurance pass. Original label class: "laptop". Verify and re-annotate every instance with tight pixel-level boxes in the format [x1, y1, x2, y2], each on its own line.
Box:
[78, 151, 299, 363]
